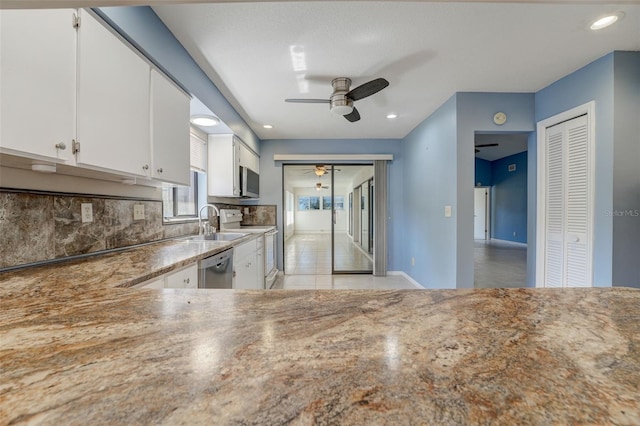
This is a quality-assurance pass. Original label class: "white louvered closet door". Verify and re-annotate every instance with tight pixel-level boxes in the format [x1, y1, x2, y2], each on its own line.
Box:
[543, 114, 592, 287]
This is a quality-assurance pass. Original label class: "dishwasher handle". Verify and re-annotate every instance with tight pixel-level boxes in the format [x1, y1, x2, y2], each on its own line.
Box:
[199, 249, 233, 269]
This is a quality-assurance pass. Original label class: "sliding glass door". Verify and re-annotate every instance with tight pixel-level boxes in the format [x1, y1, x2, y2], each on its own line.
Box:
[331, 165, 374, 274]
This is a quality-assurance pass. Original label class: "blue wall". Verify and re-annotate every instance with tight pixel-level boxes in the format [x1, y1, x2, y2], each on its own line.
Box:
[95, 6, 260, 153]
[475, 158, 492, 187]
[491, 151, 527, 243]
[612, 51, 640, 288]
[533, 52, 615, 287]
[402, 95, 458, 288]
[258, 139, 404, 273]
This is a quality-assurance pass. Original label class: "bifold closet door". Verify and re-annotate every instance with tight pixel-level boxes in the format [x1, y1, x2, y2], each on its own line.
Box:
[544, 114, 592, 287]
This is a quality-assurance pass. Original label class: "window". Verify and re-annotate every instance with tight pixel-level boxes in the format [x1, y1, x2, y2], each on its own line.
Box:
[334, 196, 345, 210]
[322, 196, 332, 210]
[298, 195, 320, 211]
[163, 170, 202, 220]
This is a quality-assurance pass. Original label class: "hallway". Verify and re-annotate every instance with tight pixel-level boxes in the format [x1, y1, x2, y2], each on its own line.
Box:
[284, 233, 373, 275]
[474, 240, 527, 288]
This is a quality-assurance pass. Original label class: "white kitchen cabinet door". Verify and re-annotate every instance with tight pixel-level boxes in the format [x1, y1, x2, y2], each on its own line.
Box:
[76, 9, 151, 178]
[238, 142, 259, 173]
[233, 239, 260, 289]
[256, 246, 265, 289]
[0, 9, 76, 163]
[233, 254, 259, 289]
[136, 277, 165, 289]
[150, 69, 190, 185]
[165, 263, 198, 289]
[208, 134, 240, 197]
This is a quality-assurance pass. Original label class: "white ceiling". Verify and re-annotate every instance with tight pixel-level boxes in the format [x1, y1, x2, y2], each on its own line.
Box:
[153, 1, 640, 140]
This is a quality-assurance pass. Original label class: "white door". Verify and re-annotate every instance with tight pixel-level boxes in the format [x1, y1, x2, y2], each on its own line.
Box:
[76, 9, 151, 177]
[474, 188, 489, 240]
[0, 9, 76, 163]
[150, 69, 190, 185]
[539, 111, 593, 287]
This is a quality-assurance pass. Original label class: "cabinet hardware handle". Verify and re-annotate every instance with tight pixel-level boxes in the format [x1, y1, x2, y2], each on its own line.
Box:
[184, 278, 190, 284]
[157, 168, 163, 173]
[55, 142, 66, 150]
[142, 164, 149, 171]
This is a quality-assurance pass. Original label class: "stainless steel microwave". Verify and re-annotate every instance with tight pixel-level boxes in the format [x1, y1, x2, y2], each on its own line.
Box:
[240, 166, 259, 198]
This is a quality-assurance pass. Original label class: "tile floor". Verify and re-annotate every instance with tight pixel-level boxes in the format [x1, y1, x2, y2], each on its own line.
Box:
[273, 273, 418, 290]
[284, 233, 372, 274]
[474, 239, 527, 288]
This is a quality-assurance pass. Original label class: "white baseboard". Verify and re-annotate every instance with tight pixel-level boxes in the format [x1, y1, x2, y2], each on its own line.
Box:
[489, 238, 528, 247]
[388, 271, 424, 289]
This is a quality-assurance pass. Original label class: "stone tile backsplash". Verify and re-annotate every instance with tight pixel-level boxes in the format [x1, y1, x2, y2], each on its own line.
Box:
[0, 191, 198, 269]
[0, 190, 277, 269]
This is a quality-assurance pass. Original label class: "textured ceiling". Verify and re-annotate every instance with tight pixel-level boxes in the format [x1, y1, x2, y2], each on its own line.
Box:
[153, 1, 639, 140]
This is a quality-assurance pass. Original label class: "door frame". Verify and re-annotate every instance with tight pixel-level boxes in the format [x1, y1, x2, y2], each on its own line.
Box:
[535, 101, 595, 288]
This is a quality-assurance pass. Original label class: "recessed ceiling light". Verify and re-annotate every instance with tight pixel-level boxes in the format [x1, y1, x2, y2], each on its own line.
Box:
[386, 113, 398, 119]
[190, 115, 220, 127]
[263, 124, 273, 129]
[590, 12, 624, 30]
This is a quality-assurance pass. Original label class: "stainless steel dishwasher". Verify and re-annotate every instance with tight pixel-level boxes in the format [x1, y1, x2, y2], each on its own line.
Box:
[198, 248, 234, 289]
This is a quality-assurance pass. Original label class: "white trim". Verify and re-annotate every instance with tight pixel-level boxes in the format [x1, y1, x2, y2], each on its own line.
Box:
[274, 154, 393, 161]
[535, 101, 595, 288]
[489, 238, 528, 247]
[388, 271, 424, 289]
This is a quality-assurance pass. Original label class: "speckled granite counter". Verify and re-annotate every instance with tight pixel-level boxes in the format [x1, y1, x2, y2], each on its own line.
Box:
[1, 240, 640, 424]
[0, 234, 255, 292]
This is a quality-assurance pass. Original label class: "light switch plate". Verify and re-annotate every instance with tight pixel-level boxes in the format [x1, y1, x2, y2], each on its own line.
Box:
[81, 203, 93, 223]
[133, 204, 145, 221]
[244, 207, 249, 214]
[444, 205, 452, 218]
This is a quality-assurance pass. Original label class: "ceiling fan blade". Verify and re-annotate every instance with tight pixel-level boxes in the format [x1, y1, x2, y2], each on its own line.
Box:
[285, 98, 330, 103]
[346, 78, 389, 101]
[343, 107, 360, 122]
[475, 143, 499, 148]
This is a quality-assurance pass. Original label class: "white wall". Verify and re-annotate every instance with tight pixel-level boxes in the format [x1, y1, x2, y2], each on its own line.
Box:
[293, 187, 348, 233]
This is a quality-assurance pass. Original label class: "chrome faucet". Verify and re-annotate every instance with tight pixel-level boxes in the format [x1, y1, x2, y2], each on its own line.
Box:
[198, 204, 220, 236]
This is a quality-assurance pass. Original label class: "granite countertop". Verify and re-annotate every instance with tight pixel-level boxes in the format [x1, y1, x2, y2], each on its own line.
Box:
[1, 238, 639, 424]
[0, 232, 262, 292]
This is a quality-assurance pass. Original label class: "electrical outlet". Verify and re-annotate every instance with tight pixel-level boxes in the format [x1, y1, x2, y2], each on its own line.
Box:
[513, 231, 517, 237]
[133, 204, 145, 221]
[444, 205, 452, 218]
[81, 203, 93, 223]
[411, 257, 415, 266]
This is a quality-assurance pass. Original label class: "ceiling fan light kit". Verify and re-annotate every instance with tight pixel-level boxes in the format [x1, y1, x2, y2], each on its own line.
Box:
[285, 76, 389, 122]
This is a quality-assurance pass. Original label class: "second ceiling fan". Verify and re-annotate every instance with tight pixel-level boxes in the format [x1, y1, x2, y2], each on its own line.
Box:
[285, 77, 389, 122]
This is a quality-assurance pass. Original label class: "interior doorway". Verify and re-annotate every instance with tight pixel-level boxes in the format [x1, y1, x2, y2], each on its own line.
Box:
[282, 164, 374, 275]
[474, 133, 529, 288]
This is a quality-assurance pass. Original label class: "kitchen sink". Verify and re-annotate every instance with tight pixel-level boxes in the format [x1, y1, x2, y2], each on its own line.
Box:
[182, 232, 248, 242]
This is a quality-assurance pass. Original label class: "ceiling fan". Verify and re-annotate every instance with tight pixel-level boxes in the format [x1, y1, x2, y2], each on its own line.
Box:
[285, 77, 389, 122]
[315, 182, 329, 191]
[475, 143, 499, 153]
[303, 165, 341, 176]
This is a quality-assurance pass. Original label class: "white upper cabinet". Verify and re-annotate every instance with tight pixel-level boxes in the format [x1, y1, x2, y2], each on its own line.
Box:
[0, 9, 76, 163]
[239, 142, 259, 173]
[150, 69, 190, 185]
[208, 134, 241, 197]
[76, 9, 151, 178]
